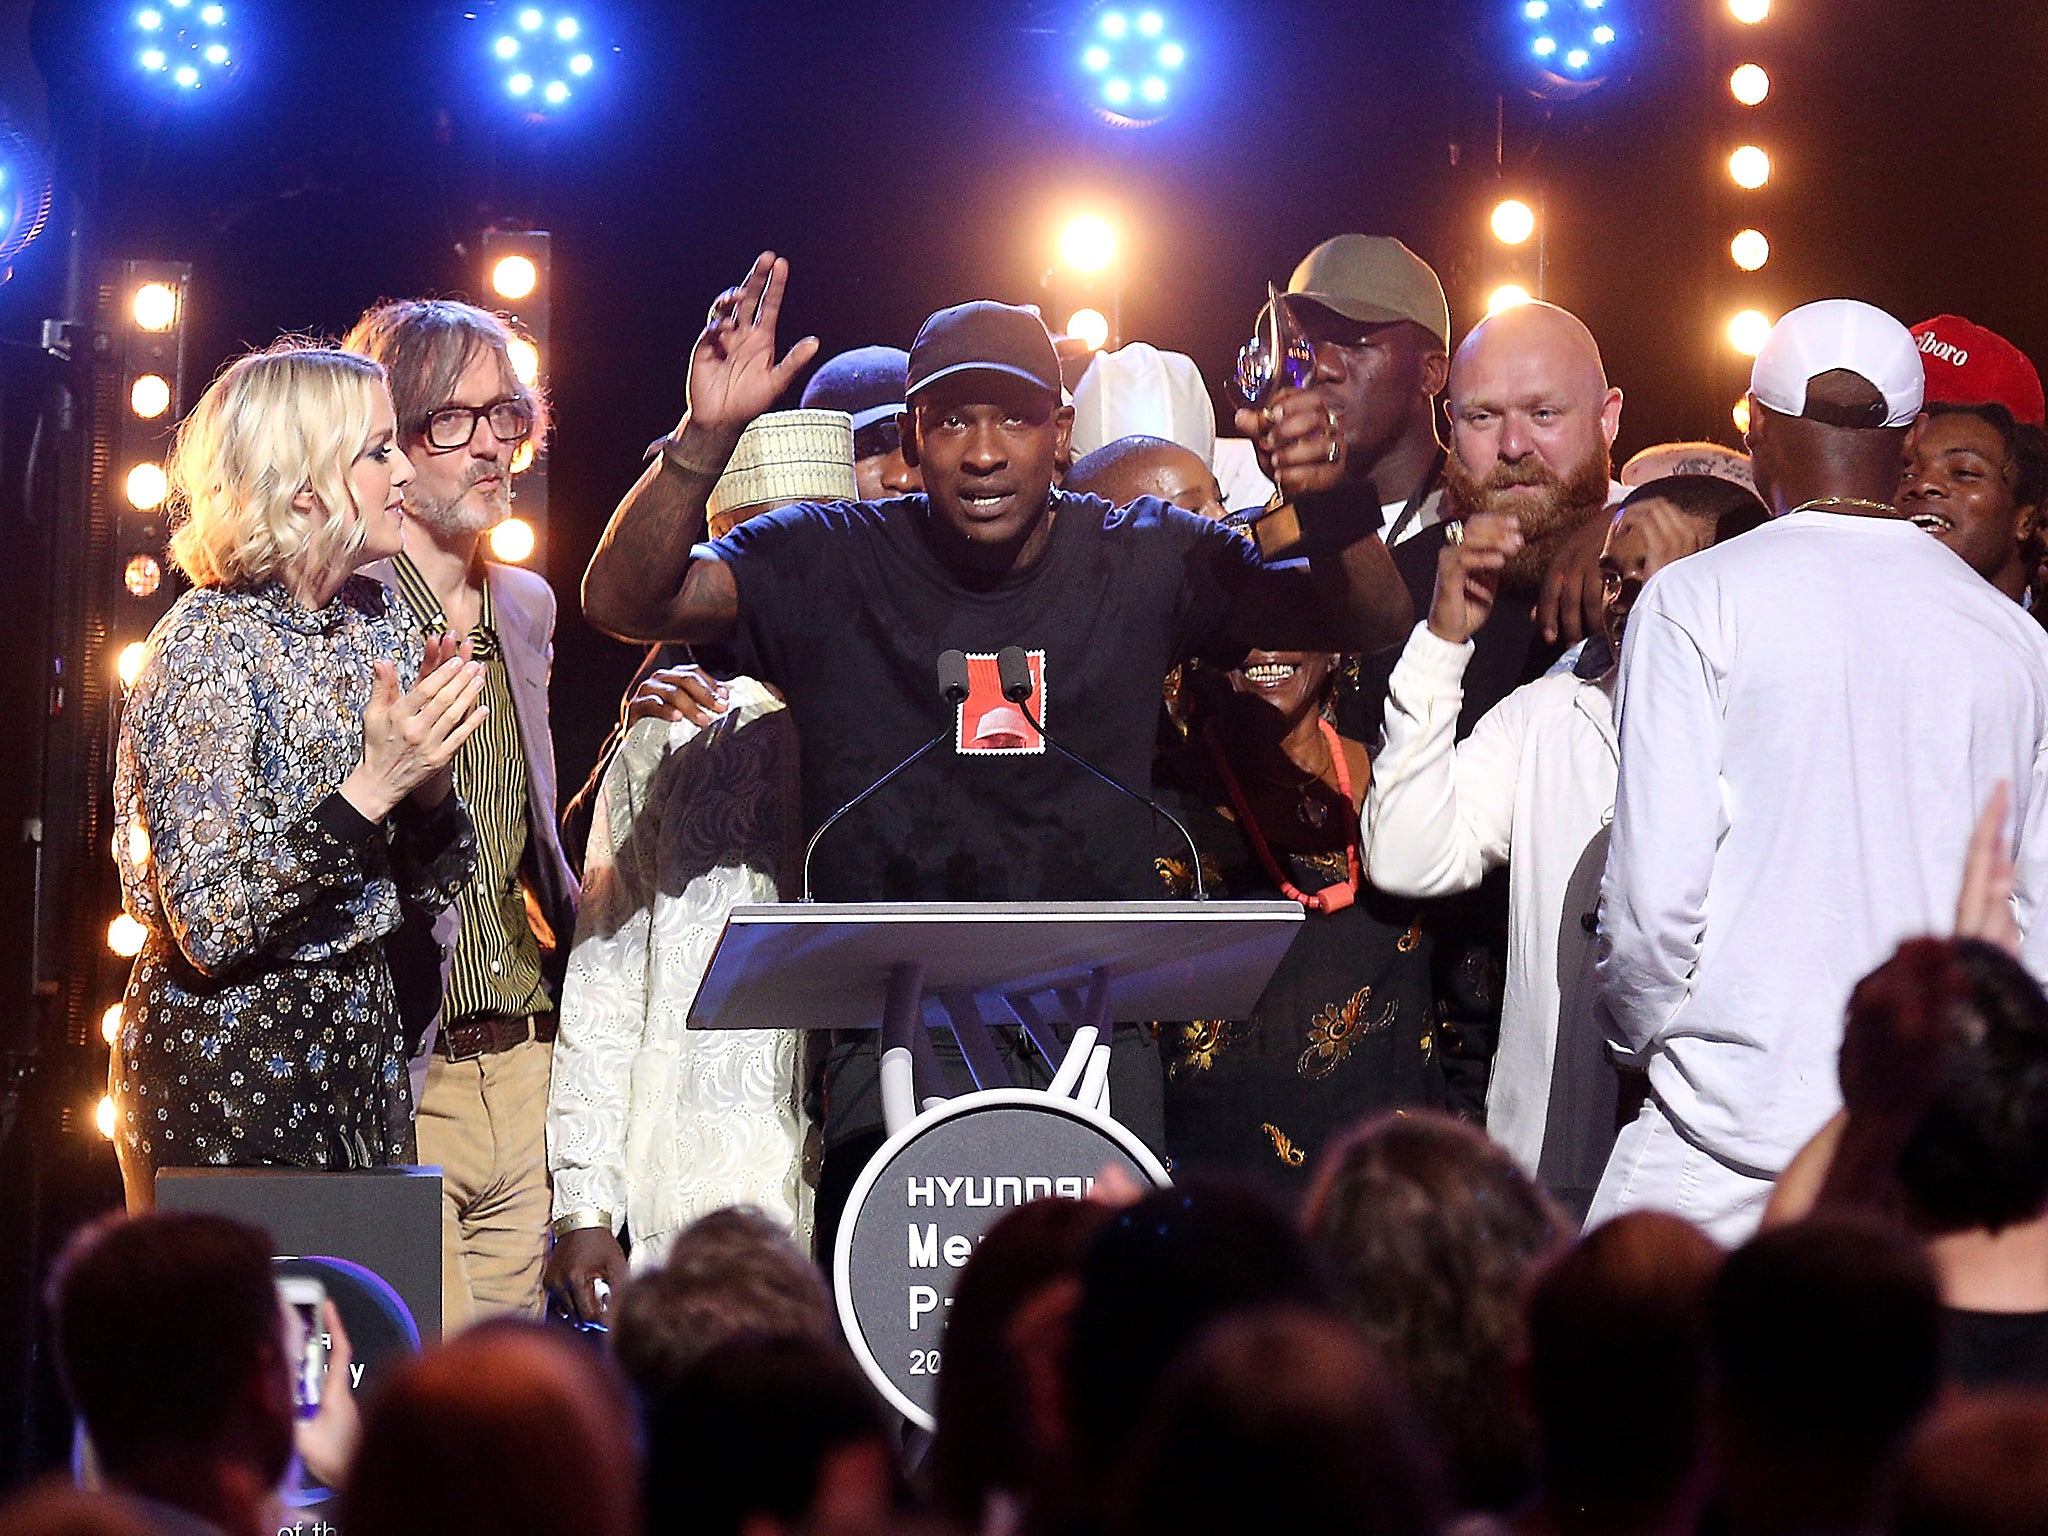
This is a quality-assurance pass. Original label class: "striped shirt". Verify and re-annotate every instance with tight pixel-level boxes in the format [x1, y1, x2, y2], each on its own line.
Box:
[389, 554, 551, 1023]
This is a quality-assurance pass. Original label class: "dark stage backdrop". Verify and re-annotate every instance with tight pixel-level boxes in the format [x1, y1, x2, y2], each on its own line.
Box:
[0, 0, 2044, 1482]
[4, 0, 2046, 815]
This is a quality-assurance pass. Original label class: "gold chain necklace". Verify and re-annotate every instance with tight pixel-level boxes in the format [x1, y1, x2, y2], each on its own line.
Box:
[1794, 496, 1897, 516]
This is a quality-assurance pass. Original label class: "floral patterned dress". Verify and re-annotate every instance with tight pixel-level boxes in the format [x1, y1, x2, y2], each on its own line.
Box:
[1153, 748, 1442, 1205]
[110, 576, 477, 1176]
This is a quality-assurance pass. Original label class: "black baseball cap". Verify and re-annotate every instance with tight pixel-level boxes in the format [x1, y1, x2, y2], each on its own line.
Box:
[801, 345, 910, 431]
[905, 301, 1062, 401]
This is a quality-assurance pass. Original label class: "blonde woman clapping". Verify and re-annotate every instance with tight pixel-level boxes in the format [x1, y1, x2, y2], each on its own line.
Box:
[111, 343, 485, 1209]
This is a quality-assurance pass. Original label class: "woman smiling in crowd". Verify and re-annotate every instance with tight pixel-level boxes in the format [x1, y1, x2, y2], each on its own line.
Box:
[1154, 649, 1437, 1198]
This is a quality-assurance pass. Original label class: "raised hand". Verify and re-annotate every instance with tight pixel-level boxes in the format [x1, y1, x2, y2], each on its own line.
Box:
[294, 1299, 360, 1488]
[1956, 779, 2021, 956]
[1428, 512, 1524, 645]
[1233, 385, 1347, 502]
[685, 252, 822, 441]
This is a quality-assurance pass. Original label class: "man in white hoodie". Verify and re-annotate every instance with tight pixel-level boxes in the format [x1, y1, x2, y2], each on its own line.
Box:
[1368, 474, 1765, 1219]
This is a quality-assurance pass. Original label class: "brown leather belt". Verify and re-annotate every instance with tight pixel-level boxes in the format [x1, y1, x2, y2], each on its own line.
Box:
[436, 1009, 559, 1061]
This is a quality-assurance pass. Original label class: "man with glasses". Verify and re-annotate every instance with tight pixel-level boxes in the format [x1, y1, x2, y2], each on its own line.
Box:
[346, 299, 579, 1328]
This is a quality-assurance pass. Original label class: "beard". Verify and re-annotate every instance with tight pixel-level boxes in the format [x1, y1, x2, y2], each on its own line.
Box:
[406, 468, 511, 541]
[1442, 444, 1614, 595]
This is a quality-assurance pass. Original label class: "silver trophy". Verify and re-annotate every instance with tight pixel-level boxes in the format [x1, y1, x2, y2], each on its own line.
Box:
[1226, 282, 1320, 558]
[1231, 282, 1316, 408]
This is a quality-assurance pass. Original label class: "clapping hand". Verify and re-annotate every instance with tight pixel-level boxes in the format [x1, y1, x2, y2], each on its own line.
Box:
[342, 637, 487, 822]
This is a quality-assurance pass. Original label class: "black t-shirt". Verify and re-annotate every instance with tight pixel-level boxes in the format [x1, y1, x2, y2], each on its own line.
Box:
[1943, 1306, 2048, 1390]
[708, 491, 1264, 902]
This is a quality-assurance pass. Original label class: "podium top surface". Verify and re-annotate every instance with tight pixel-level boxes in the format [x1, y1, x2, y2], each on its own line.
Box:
[689, 900, 1302, 1032]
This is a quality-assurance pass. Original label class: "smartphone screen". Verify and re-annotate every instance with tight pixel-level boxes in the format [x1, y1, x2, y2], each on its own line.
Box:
[276, 1277, 329, 1418]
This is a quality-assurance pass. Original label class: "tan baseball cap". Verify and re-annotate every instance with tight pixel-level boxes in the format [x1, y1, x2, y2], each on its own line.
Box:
[1286, 235, 1450, 350]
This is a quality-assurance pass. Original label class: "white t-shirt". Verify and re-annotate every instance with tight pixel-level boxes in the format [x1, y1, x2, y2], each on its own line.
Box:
[1599, 510, 2048, 1173]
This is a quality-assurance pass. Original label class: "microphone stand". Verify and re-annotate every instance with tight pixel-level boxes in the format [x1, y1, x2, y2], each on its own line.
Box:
[995, 648, 1208, 900]
[800, 650, 972, 902]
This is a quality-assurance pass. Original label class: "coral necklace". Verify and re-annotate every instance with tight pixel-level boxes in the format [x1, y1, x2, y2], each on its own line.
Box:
[1205, 718, 1362, 914]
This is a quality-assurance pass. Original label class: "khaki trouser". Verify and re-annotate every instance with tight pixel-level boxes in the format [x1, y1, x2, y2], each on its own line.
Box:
[415, 1036, 553, 1332]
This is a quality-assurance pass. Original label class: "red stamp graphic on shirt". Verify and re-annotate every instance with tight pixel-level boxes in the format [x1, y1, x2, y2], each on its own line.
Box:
[956, 651, 1046, 755]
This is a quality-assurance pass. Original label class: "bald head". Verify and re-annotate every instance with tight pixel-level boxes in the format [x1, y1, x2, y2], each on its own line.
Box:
[1066, 434, 1226, 520]
[1453, 301, 1609, 399]
[1446, 302, 1621, 495]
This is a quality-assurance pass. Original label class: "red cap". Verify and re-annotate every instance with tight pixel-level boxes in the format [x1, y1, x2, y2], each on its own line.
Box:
[1910, 315, 2046, 428]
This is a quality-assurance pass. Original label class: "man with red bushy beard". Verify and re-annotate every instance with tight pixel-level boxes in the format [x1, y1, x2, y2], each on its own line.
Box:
[1441, 301, 1624, 603]
[1375, 300, 1626, 1117]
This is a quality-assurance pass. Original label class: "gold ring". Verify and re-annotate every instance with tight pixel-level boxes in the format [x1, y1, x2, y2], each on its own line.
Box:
[1445, 520, 1466, 546]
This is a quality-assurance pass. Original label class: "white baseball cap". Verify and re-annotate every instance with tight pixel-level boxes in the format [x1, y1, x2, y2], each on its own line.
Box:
[1750, 299, 1925, 429]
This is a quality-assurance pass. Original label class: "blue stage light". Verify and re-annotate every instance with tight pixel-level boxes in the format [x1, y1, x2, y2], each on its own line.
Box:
[131, 0, 240, 96]
[1516, 0, 1618, 96]
[0, 124, 54, 281]
[480, 4, 605, 118]
[1078, 1, 1186, 127]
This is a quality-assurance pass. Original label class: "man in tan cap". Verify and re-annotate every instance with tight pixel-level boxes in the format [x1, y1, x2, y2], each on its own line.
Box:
[546, 409, 857, 1322]
[1249, 234, 1453, 551]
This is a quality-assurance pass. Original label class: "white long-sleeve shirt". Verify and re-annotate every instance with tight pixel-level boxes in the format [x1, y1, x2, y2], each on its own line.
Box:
[548, 680, 811, 1266]
[1600, 510, 2048, 1174]
[1368, 624, 1620, 1210]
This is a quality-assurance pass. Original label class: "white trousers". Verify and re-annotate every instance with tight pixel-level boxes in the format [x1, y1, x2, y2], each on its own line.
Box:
[1585, 1095, 1776, 1247]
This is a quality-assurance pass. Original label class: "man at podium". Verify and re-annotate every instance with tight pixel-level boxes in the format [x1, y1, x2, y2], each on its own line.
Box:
[582, 252, 1414, 1246]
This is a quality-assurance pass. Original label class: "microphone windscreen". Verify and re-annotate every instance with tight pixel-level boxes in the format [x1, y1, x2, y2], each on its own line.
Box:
[996, 646, 1033, 704]
[935, 649, 971, 705]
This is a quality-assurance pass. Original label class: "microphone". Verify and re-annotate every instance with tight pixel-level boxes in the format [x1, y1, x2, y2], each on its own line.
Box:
[994, 646, 1208, 900]
[801, 651, 969, 902]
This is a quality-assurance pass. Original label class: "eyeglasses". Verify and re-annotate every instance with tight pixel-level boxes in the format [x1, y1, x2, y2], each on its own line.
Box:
[421, 396, 534, 451]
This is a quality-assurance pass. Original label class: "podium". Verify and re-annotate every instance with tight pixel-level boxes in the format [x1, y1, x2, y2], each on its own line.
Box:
[690, 899, 1302, 1427]
[690, 898, 1303, 1124]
